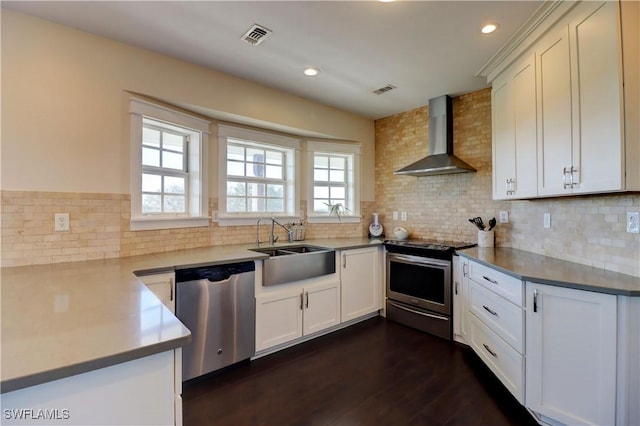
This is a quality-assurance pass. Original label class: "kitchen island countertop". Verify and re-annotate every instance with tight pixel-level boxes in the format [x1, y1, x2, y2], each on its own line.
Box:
[457, 247, 640, 297]
[0, 238, 379, 393]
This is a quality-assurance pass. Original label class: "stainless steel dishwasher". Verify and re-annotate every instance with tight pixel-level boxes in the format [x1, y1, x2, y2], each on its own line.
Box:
[175, 261, 255, 381]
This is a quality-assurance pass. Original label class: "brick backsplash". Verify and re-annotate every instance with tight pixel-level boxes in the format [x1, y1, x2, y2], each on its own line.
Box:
[1, 191, 372, 267]
[375, 88, 639, 277]
[3, 88, 638, 275]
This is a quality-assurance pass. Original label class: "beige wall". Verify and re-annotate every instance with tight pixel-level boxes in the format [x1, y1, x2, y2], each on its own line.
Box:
[0, 9, 375, 199]
[0, 9, 378, 267]
[376, 89, 640, 277]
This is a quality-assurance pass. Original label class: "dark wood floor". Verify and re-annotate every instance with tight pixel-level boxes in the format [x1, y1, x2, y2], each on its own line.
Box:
[183, 317, 538, 426]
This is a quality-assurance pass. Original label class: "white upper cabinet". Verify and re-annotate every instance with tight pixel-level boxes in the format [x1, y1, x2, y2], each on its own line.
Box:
[538, 0, 624, 196]
[568, 0, 624, 194]
[489, 0, 637, 199]
[493, 53, 538, 200]
[536, 23, 574, 196]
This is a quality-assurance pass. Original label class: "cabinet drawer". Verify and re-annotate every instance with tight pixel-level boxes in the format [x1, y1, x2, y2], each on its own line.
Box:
[469, 315, 524, 403]
[469, 281, 524, 353]
[468, 260, 523, 306]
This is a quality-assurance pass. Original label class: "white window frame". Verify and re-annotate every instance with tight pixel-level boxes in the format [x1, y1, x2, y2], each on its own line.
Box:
[218, 124, 301, 226]
[130, 98, 210, 231]
[307, 141, 361, 224]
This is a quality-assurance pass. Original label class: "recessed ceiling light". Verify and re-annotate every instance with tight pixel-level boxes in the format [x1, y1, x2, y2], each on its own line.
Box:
[481, 23, 499, 34]
[304, 67, 320, 77]
[378, 0, 395, 2]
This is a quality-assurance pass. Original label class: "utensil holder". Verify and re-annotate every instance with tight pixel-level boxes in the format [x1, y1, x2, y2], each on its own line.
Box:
[288, 225, 306, 242]
[478, 230, 494, 248]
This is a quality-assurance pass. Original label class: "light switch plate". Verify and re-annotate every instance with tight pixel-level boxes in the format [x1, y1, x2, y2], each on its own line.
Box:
[392, 211, 398, 221]
[401, 211, 407, 221]
[499, 211, 509, 224]
[627, 212, 639, 233]
[543, 213, 551, 229]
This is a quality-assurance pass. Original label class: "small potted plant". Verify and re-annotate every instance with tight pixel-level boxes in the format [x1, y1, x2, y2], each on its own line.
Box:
[325, 202, 350, 221]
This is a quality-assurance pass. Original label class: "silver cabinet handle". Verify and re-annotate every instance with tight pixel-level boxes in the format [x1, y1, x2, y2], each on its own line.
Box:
[563, 167, 570, 189]
[483, 343, 498, 357]
[169, 277, 174, 302]
[570, 165, 579, 188]
[533, 288, 538, 313]
[300, 292, 304, 310]
[455, 280, 459, 295]
[483, 305, 498, 316]
[342, 254, 347, 269]
[483, 275, 498, 284]
[463, 262, 468, 277]
[305, 291, 309, 309]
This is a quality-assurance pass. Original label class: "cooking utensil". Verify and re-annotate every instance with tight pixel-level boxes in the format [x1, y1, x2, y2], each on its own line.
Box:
[488, 217, 496, 231]
[468, 217, 485, 230]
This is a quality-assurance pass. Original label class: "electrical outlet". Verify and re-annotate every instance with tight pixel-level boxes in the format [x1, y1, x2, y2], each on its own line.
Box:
[55, 213, 69, 231]
[627, 212, 639, 233]
[543, 213, 551, 229]
[392, 211, 398, 221]
[499, 211, 509, 224]
[401, 211, 407, 221]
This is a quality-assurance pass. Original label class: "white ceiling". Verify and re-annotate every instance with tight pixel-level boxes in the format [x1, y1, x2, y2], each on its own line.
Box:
[3, 1, 542, 119]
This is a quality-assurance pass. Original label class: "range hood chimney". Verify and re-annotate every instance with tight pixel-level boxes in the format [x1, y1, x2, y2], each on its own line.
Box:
[394, 95, 476, 176]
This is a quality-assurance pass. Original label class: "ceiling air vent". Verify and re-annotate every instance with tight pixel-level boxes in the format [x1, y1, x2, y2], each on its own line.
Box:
[241, 24, 272, 46]
[372, 84, 396, 95]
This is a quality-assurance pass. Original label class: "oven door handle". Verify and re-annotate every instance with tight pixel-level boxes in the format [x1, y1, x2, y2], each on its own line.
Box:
[387, 253, 450, 268]
[387, 301, 449, 321]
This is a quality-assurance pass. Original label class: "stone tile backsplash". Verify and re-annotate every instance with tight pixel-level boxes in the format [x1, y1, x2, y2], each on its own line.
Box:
[1, 192, 373, 267]
[375, 88, 639, 277]
[3, 88, 638, 276]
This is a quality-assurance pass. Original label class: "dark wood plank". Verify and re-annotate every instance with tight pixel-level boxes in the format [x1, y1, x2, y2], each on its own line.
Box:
[183, 317, 538, 426]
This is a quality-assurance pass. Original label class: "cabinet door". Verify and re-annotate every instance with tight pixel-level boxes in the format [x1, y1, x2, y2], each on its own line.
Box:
[526, 282, 617, 426]
[255, 289, 303, 351]
[569, 0, 624, 193]
[492, 72, 516, 200]
[303, 280, 341, 335]
[512, 54, 538, 198]
[341, 247, 381, 322]
[536, 24, 573, 197]
[138, 272, 175, 313]
[493, 53, 538, 200]
[452, 256, 469, 344]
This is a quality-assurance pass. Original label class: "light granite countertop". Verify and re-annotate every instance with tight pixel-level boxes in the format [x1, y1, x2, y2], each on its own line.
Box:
[0, 238, 379, 393]
[457, 247, 640, 296]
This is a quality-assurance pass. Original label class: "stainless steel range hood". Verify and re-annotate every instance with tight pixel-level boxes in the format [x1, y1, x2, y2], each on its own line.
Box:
[394, 95, 476, 176]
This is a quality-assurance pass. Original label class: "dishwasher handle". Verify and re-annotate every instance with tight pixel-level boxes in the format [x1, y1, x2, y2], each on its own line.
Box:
[175, 261, 255, 283]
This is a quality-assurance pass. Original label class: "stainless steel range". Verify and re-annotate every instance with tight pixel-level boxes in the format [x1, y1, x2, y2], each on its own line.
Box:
[384, 239, 475, 340]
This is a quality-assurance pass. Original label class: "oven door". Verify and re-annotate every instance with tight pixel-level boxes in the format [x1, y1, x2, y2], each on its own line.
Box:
[386, 253, 451, 315]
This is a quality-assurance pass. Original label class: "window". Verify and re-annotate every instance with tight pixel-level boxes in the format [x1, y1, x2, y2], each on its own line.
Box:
[141, 121, 189, 214]
[130, 98, 210, 230]
[307, 141, 361, 223]
[218, 125, 300, 225]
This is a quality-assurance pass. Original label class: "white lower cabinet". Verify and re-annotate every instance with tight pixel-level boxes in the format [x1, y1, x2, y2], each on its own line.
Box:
[137, 271, 176, 313]
[525, 282, 617, 426]
[255, 278, 340, 352]
[340, 246, 382, 322]
[452, 255, 470, 344]
[467, 259, 525, 403]
[1, 349, 181, 426]
[469, 315, 524, 402]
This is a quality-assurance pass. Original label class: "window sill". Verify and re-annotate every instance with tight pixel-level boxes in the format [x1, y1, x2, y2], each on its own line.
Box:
[306, 215, 361, 224]
[130, 216, 211, 231]
[216, 215, 302, 227]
